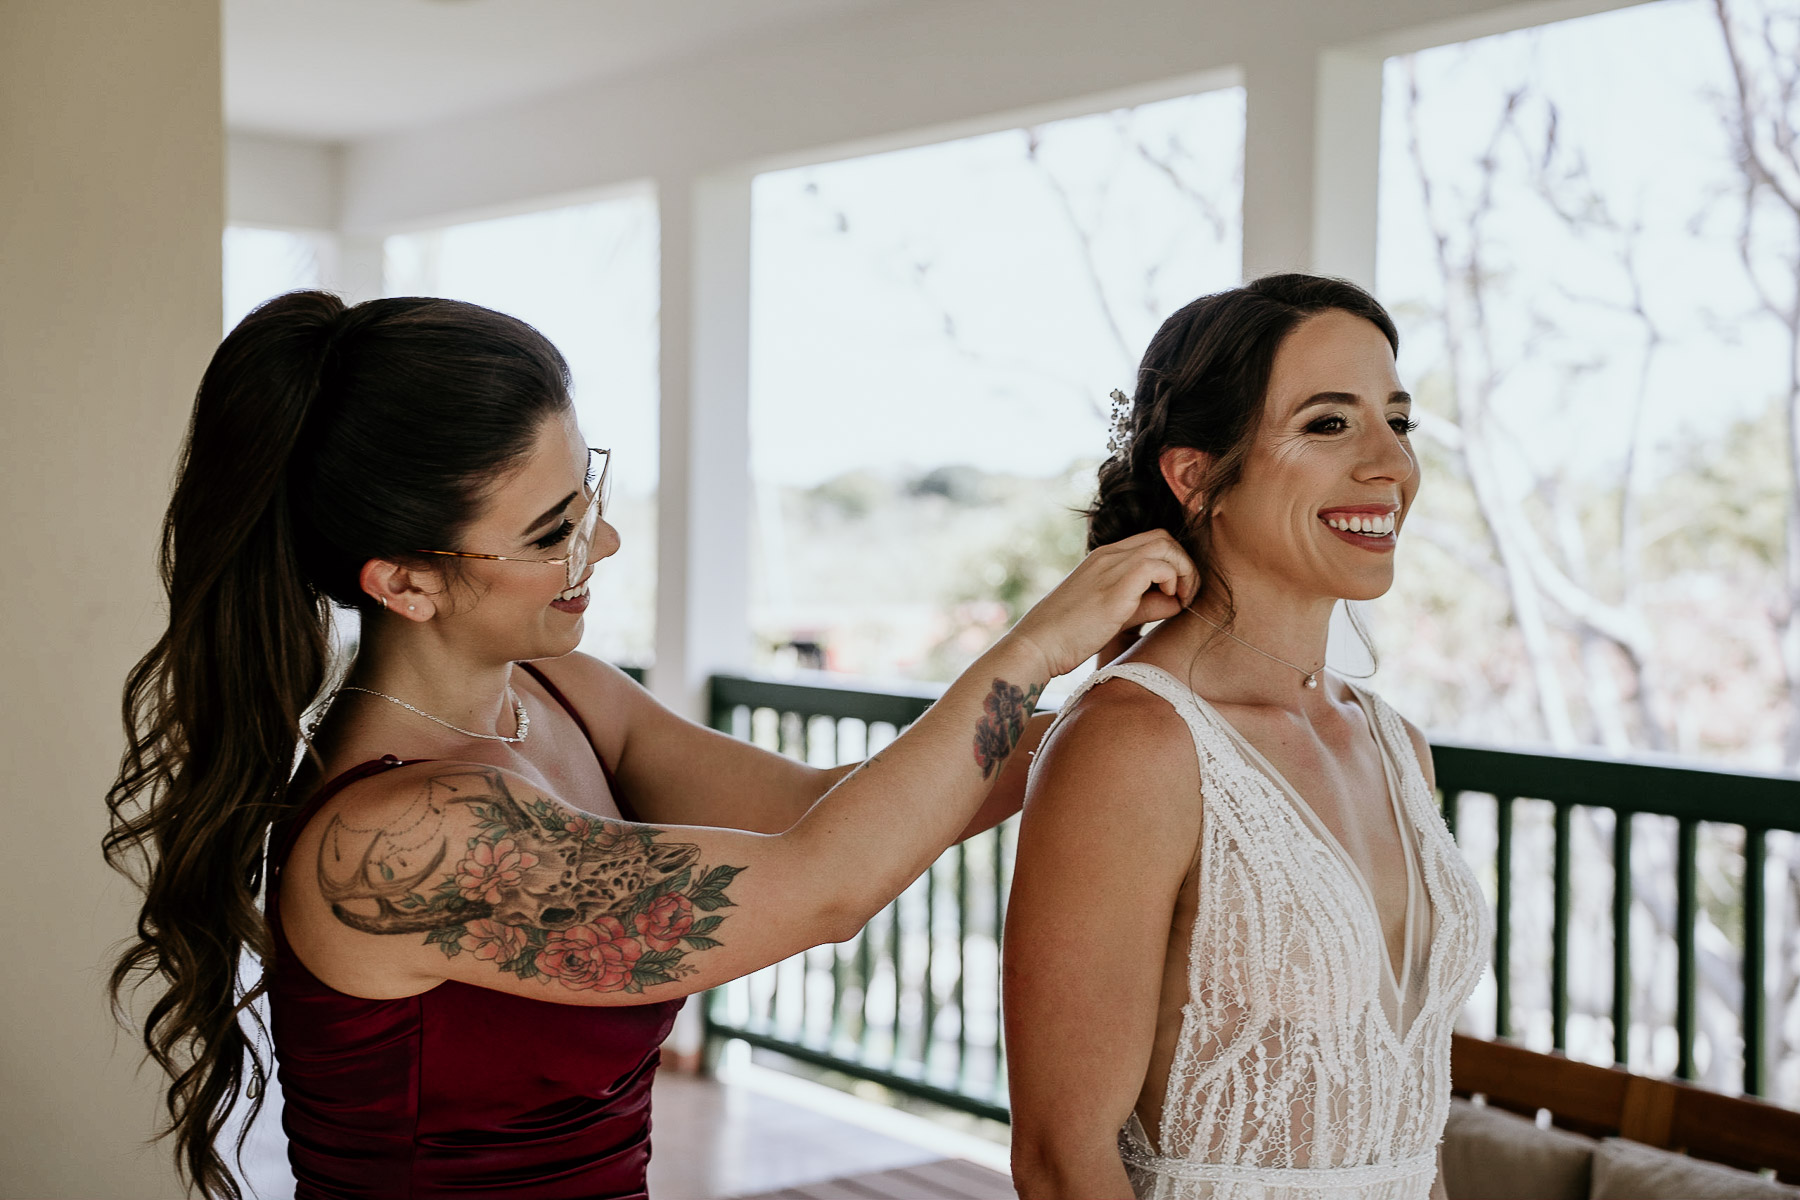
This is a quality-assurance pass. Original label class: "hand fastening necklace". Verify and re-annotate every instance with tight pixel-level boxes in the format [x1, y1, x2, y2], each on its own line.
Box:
[1183, 606, 1324, 690]
[337, 685, 531, 743]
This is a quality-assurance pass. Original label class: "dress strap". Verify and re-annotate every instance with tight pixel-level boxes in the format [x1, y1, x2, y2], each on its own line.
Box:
[515, 661, 638, 822]
[1050, 661, 1203, 725]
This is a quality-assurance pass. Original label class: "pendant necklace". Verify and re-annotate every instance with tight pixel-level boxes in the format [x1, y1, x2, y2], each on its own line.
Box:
[1183, 606, 1324, 690]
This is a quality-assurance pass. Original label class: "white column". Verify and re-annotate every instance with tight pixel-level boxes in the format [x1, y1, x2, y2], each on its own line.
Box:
[651, 171, 754, 721]
[1310, 50, 1386, 289]
[1239, 48, 1385, 288]
[1241, 53, 1319, 280]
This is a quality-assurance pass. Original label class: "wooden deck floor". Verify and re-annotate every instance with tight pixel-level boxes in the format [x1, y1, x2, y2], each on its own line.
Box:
[649, 1064, 1014, 1199]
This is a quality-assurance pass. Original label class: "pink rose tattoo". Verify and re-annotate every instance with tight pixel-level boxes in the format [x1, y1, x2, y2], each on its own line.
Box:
[633, 894, 695, 951]
[536, 917, 642, 991]
[458, 918, 527, 964]
[455, 838, 539, 905]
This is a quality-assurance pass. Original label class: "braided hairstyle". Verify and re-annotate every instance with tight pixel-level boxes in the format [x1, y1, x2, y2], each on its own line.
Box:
[1088, 273, 1399, 623]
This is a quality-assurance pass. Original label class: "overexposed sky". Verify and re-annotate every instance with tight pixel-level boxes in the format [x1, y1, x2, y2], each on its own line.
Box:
[750, 87, 1245, 487]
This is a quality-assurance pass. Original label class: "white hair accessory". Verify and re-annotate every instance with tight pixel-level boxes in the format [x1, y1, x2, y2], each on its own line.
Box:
[1106, 389, 1133, 455]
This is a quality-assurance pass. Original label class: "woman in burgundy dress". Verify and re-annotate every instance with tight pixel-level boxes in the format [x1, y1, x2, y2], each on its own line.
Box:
[103, 292, 1195, 1200]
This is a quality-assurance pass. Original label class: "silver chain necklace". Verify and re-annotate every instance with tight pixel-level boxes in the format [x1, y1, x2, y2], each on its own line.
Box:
[337, 684, 531, 743]
[1183, 606, 1324, 690]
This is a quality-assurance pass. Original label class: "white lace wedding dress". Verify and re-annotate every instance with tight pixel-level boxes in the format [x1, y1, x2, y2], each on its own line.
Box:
[1054, 663, 1490, 1200]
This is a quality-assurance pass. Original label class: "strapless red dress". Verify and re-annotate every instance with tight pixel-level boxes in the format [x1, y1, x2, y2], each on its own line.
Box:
[266, 663, 683, 1199]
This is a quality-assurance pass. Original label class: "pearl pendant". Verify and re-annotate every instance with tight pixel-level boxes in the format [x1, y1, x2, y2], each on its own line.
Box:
[1304, 674, 1319, 689]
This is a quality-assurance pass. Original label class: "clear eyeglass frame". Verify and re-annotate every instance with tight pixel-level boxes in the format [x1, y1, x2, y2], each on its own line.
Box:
[412, 447, 611, 590]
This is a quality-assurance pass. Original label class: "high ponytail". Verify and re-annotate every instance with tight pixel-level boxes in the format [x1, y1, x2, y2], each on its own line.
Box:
[104, 291, 572, 1197]
[1087, 273, 1399, 624]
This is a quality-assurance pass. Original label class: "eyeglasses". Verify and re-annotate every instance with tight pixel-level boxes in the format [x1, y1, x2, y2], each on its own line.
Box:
[412, 447, 611, 590]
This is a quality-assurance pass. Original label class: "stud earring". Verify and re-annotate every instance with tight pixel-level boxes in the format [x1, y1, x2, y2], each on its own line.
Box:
[408, 604, 417, 612]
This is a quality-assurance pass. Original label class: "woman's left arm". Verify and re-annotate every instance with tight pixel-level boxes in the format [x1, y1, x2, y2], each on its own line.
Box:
[534, 655, 1046, 837]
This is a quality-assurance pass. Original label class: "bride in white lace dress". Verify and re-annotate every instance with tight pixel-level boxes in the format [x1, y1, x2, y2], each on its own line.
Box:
[1004, 275, 1489, 1200]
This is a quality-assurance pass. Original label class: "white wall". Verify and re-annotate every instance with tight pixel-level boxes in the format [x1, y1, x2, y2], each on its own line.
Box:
[0, 1, 223, 1195]
[228, 130, 337, 230]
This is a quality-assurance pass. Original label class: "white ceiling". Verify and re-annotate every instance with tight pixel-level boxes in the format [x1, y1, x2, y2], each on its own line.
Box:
[225, 0, 903, 141]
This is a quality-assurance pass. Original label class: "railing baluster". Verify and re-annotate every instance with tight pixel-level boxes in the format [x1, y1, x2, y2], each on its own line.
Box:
[1552, 801, 1571, 1053]
[1744, 826, 1766, 1096]
[955, 839, 969, 1089]
[1612, 811, 1632, 1066]
[1676, 818, 1698, 1081]
[994, 821, 1009, 1098]
[1495, 795, 1513, 1040]
[890, 888, 905, 1071]
[766, 925, 782, 1033]
[855, 910, 873, 1053]
[829, 720, 846, 1050]
[923, 857, 938, 1078]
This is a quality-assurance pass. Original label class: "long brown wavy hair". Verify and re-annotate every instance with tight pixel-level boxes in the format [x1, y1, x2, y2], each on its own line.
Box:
[103, 291, 572, 1197]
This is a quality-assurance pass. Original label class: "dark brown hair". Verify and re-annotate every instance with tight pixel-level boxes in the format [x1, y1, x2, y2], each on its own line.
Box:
[102, 291, 572, 1197]
[1088, 272, 1399, 619]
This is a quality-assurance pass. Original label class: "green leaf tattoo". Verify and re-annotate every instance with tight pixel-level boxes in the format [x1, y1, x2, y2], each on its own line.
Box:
[317, 765, 746, 994]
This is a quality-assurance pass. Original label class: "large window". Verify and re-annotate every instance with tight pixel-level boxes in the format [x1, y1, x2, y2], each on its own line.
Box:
[387, 194, 661, 667]
[1377, 0, 1800, 1101]
[750, 87, 1245, 682]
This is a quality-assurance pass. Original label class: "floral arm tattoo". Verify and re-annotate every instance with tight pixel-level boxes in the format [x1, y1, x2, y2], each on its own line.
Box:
[317, 766, 743, 993]
[972, 678, 1044, 781]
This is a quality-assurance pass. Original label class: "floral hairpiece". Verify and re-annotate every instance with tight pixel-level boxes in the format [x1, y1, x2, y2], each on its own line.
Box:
[1105, 389, 1133, 456]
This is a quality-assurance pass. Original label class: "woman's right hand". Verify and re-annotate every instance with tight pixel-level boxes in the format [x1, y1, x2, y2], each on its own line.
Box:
[1001, 530, 1198, 681]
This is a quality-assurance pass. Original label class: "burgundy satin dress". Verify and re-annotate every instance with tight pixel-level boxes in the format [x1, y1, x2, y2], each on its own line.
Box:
[267, 664, 683, 1199]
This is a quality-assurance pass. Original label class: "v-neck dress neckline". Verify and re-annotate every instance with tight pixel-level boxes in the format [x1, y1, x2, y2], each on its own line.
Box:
[1178, 678, 1432, 1035]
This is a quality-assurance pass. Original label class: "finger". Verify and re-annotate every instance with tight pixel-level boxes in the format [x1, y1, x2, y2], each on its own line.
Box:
[1131, 591, 1184, 628]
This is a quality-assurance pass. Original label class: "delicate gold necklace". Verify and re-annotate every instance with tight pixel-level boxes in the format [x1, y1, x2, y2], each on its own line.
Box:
[1183, 606, 1324, 690]
[336, 685, 530, 743]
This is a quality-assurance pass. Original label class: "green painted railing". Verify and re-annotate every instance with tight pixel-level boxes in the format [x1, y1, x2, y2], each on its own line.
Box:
[703, 672, 1800, 1118]
[1433, 740, 1800, 1096]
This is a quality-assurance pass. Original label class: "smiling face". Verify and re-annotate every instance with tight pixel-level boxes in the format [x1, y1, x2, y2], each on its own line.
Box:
[1205, 308, 1418, 603]
[425, 408, 619, 662]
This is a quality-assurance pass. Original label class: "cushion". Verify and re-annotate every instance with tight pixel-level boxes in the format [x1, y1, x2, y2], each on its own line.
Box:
[1442, 1097, 1593, 1200]
[1589, 1137, 1800, 1200]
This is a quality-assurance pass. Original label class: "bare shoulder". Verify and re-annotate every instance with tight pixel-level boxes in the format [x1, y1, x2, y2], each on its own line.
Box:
[1026, 676, 1200, 832]
[1009, 679, 1201, 942]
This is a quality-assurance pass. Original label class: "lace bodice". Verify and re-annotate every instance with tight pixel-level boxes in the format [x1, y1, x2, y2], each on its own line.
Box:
[1053, 663, 1490, 1200]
